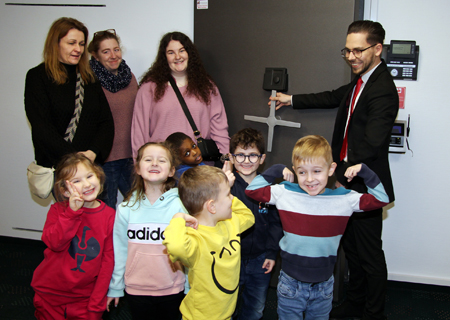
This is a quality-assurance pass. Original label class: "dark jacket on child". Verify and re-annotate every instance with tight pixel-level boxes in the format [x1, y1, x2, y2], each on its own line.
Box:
[231, 171, 283, 260]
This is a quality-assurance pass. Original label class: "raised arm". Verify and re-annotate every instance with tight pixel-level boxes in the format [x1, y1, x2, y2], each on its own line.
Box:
[231, 197, 255, 232]
[245, 164, 287, 203]
[348, 163, 389, 211]
[41, 204, 83, 252]
[163, 215, 200, 268]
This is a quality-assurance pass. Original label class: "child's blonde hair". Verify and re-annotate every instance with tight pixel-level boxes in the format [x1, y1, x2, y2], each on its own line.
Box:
[292, 135, 333, 166]
[54, 153, 105, 203]
[124, 142, 177, 208]
[178, 166, 228, 216]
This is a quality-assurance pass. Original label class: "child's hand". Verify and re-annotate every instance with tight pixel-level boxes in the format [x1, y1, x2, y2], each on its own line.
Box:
[183, 213, 199, 230]
[163, 247, 184, 272]
[344, 164, 362, 182]
[282, 167, 295, 182]
[172, 213, 199, 229]
[169, 259, 184, 272]
[106, 296, 119, 312]
[222, 161, 235, 188]
[78, 150, 96, 163]
[66, 181, 84, 211]
[262, 259, 276, 274]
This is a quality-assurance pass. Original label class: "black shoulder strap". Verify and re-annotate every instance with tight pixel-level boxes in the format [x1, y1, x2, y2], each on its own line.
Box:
[168, 77, 201, 138]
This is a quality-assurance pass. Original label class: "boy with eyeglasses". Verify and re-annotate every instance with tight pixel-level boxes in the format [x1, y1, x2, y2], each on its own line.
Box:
[228, 128, 283, 320]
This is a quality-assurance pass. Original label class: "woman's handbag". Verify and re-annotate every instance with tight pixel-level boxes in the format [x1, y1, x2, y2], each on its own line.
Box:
[169, 77, 221, 161]
[27, 161, 55, 199]
[196, 137, 221, 161]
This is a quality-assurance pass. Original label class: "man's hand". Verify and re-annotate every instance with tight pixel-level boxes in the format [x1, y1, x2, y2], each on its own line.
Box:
[268, 92, 292, 110]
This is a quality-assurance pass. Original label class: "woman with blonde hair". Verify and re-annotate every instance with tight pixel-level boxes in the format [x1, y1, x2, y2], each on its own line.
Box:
[25, 17, 114, 174]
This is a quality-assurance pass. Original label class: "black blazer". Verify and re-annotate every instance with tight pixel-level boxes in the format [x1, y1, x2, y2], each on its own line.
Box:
[292, 61, 398, 202]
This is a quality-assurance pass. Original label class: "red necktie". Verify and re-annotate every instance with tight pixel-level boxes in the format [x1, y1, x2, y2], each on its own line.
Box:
[340, 77, 363, 161]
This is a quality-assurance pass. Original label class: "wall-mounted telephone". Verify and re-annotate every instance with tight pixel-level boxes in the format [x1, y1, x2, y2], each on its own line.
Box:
[382, 40, 419, 80]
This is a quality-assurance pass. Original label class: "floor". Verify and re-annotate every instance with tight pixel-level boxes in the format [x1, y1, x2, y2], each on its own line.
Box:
[1, 236, 449, 319]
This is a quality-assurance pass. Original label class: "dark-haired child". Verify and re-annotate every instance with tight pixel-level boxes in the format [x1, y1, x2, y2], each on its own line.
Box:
[229, 127, 283, 320]
[166, 132, 206, 178]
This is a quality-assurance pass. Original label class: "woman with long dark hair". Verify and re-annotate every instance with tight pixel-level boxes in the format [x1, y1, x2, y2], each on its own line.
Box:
[131, 31, 230, 160]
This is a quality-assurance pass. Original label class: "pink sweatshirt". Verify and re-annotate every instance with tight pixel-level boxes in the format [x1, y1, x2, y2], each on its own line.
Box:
[131, 81, 230, 158]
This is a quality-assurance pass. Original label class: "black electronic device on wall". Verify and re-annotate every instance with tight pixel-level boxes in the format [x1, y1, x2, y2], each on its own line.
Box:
[389, 120, 407, 153]
[263, 68, 288, 91]
[382, 40, 419, 80]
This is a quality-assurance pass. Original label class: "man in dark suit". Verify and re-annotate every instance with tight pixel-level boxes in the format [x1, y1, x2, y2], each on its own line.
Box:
[271, 20, 398, 320]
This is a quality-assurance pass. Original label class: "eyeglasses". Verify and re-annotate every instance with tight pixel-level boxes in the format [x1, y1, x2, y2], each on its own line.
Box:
[231, 153, 262, 164]
[340, 44, 376, 58]
[93, 29, 116, 38]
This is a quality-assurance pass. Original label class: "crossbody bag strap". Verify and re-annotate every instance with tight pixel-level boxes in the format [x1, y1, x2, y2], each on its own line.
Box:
[168, 77, 202, 138]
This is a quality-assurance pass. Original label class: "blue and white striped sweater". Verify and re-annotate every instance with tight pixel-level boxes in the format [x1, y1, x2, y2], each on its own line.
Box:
[245, 164, 388, 283]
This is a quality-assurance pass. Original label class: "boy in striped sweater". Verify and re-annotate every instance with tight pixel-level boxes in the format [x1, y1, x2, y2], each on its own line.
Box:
[245, 135, 389, 320]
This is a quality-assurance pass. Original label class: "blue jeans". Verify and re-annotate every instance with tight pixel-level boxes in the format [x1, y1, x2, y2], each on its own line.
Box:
[100, 158, 133, 209]
[235, 253, 271, 320]
[277, 270, 333, 320]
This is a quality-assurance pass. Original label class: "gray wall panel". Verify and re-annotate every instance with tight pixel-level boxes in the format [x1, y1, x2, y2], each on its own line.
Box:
[195, 0, 360, 169]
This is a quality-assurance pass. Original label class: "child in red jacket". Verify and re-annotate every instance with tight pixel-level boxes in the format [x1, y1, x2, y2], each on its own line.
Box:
[31, 153, 115, 320]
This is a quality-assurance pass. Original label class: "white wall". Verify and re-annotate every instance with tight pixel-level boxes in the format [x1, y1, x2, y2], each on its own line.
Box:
[1, 0, 449, 286]
[0, 0, 193, 240]
[372, 0, 450, 286]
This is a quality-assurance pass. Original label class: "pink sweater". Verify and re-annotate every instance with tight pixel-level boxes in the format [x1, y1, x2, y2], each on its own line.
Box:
[131, 81, 230, 158]
[103, 73, 138, 162]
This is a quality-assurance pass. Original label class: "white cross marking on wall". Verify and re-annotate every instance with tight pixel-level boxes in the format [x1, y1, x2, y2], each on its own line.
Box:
[244, 90, 301, 152]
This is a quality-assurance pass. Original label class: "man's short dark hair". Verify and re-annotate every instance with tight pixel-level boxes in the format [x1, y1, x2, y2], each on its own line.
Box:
[347, 20, 385, 45]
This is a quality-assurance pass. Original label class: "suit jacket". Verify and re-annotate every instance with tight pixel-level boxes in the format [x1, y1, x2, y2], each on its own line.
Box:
[292, 61, 398, 202]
